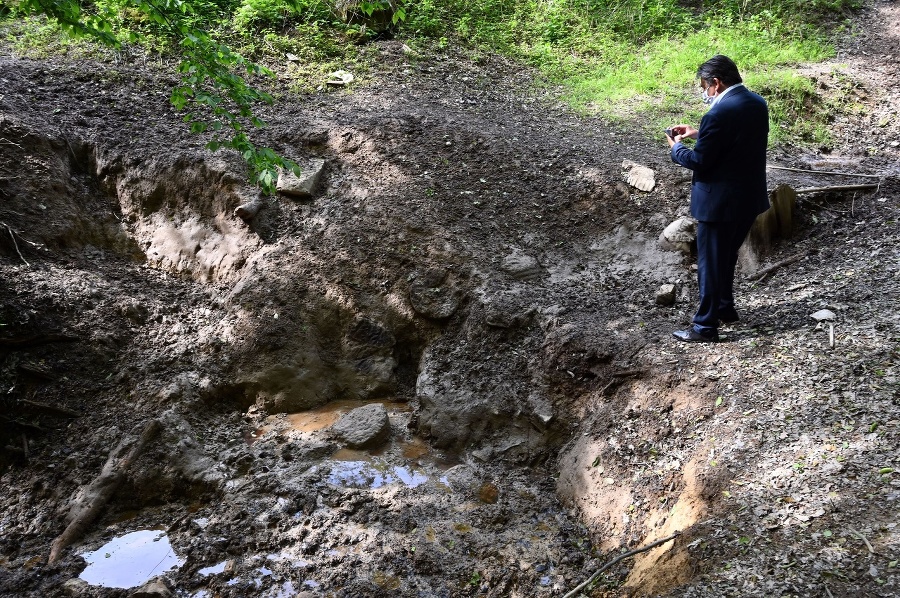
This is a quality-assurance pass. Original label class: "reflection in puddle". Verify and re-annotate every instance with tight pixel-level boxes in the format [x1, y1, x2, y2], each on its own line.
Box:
[79, 530, 184, 589]
[327, 458, 429, 489]
[198, 561, 227, 576]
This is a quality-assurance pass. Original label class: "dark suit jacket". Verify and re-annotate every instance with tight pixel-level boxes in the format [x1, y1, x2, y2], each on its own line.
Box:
[671, 85, 770, 223]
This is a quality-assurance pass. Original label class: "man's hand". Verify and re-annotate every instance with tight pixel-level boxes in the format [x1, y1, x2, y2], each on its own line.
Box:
[668, 124, 699, 143]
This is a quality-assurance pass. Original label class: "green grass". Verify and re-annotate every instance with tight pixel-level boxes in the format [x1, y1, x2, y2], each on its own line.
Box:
[397, 0, 859, 144]
[0, 0, 863, 146]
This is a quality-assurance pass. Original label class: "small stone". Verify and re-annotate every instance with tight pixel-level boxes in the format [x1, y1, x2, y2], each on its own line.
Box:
[276, 158, 325, 199]
[655, 283, 676, 306]
[890, 140, 899, 147]
[130, 577, 174, 598]
[62, 579, 90, 596]
[478, 482, 499, 504]
[234, 196, 265, 220]
[326, 70, 354, 86]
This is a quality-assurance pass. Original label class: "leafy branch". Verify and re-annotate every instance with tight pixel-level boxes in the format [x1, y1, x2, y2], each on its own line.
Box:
[13, 0, 299, 194]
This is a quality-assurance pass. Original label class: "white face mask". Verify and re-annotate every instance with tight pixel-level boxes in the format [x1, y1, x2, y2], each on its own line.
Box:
[700, 85, 716, 105]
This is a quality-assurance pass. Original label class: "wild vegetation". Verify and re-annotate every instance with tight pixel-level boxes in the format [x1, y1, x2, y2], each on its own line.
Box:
[2, 0, 864, 184]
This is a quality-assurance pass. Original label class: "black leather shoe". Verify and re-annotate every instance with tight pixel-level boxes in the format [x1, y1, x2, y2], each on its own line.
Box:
[672, 328, 719, 343]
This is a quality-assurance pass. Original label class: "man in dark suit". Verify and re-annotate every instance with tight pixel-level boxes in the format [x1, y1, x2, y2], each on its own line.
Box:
[666, 55, 769, 342]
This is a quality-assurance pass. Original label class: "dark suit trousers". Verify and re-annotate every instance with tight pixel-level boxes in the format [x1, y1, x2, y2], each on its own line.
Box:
[693, 216, 756, 332]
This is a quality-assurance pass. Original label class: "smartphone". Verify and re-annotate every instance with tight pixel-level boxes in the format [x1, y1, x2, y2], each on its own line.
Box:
[665, 128, 675, 138]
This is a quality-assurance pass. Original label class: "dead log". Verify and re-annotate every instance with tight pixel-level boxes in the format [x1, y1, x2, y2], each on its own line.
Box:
[795, 183, 879, 194]
[767, 164, 883, 179]
[48, 419, 161, 564]
[747, 252, 807, 281]
[748, 185, 796, 253]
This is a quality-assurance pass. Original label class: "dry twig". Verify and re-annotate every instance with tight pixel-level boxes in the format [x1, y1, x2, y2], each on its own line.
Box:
[562, 531, 681, 598]
[2, 221, 29, 267]
[747, 252, 807, 281]
[848, 527, 875, 554]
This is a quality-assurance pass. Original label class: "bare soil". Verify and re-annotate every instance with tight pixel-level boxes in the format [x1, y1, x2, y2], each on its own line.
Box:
[0, 1, 898, 597]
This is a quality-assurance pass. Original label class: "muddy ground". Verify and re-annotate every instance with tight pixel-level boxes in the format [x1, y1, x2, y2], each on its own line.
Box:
[1, 1, 899, 596]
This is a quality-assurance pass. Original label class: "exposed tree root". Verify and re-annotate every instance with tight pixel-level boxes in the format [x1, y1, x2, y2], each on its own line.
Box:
[48, 419, 162, 564]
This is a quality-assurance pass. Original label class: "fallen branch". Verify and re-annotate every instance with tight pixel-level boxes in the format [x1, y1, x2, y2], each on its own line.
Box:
[794, 184, 879, 195]
[767, 164, 883, 179]
[48, 419, 162, 564]
[747, 252, 807, 281]
[562, 531, 682, 598]
[600, 379, 620, 396]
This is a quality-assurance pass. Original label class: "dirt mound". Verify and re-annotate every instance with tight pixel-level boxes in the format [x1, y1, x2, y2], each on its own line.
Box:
[1, 11, 899, 596]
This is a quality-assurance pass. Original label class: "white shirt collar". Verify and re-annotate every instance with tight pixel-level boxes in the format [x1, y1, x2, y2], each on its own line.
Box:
[711, 82, 744, 106]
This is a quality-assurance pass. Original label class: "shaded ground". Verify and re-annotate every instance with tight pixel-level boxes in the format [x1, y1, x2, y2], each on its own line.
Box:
[0, 1, 898, 596]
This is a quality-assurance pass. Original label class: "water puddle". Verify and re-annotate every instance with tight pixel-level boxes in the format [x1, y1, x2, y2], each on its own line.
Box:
[79, 529, 184, 588]
[198, 561, 227, 576]
[246, 399, 413, 445]
[326, 451, 429, 489]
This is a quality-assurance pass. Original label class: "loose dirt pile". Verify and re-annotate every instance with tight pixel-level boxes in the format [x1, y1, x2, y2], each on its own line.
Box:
[1, 1, 898, 596]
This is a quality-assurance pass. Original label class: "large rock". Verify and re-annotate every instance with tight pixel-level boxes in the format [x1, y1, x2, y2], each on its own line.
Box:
[276, 158, 325, 198]
[659, 216, 696, 254]
[408, 268, 462, 319]
[330, 403, 391, 449]
[622, 159, 656, 192]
